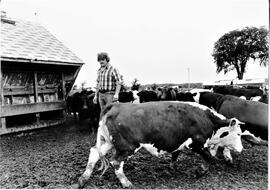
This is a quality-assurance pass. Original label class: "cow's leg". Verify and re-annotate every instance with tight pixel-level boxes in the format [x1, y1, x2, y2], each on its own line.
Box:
[223, 147, 233, 164]
[190, 135, 216, 177]
[170, 150, 180, 170]
[110, 159, 132, 188]
[191, 134, 219, 163]
[78, 142, 112, 188]
[73, 112, 78, 122]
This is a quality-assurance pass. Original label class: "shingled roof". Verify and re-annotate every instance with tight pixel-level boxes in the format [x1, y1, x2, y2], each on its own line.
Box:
[1, 16, 84, 66]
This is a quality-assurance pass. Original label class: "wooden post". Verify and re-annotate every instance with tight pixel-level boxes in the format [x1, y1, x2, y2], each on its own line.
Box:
[33, 72, 38, 103]
[61, 72, 66, 100]
[33, 72, 40, 123]
[36, 113, 40, 123]
[1, 118, 6, 130]
[0, 60, 6, 130]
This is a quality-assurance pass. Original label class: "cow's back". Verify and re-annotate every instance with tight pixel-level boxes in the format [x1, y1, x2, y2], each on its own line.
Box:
[103, 102, 219, 153]
[217, 95, 268, 128]
[199, 92, 224, 110]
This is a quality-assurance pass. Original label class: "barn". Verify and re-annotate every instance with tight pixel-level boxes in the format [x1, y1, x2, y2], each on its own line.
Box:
[0, 15, 84, 135]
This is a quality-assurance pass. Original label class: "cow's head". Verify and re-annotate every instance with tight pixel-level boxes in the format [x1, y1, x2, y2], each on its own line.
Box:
[207, 118, 245, 156]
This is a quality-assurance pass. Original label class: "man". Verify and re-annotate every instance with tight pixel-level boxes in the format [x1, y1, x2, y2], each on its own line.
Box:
[93, 52, 123, 115]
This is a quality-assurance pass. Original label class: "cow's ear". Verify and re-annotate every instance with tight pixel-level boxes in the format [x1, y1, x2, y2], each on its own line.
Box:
[229, 118, 245, 127]
[229, 118, 236, 127]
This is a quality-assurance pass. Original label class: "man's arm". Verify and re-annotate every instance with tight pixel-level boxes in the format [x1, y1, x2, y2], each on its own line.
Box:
[112, 68, 123, 99]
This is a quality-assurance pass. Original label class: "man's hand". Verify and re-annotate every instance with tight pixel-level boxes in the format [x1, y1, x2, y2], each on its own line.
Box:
[93, 95, 98, 104]
[113, 94, 119, 102]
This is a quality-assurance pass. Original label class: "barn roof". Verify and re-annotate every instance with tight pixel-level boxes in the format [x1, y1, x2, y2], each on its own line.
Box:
[1, 16, 84, 66]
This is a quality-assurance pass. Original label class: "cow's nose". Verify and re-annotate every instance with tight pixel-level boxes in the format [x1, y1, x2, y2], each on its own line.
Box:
[234, 143, 243, 153]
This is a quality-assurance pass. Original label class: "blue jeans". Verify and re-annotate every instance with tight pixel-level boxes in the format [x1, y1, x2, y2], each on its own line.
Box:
[98, 92, 114, 118]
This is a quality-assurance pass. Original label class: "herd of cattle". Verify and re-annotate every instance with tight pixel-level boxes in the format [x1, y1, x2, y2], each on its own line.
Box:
[66, 85, 268, 188]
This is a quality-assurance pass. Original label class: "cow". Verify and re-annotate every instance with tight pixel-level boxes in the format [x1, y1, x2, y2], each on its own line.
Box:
[215, 95, 268, 145]
[158, 87, 197, 102]
[118, 90, 140, 103]
[176, 92, 196, 102]
[213, 86, 263, 100]
[250, 94, 268, 104]
[66, 90, 90, 121]
[137, 90, 159, 103]
[87, 93, 101, 133]
[195, 92, 268, 146]
[78, 101, 244, 188]
[194, 91, 224, 111]
[118, 91, 135, 103]
[160, 86, 177, 100]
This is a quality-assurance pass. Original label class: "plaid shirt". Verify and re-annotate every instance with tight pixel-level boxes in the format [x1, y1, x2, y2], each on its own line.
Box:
[96, 63, 122, 91]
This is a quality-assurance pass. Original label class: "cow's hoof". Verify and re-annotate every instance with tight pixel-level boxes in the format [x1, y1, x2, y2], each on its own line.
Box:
[122, 181, 133, 189]
[71, 183, 80, 189]
[225, 159, 234, 167]
[195, 164, 209, 178]
[78, 177, 88, 189]
[169, 162, 176, 171]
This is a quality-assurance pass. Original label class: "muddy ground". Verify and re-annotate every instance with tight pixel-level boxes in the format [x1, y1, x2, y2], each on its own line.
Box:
[0, 115, 268, 189]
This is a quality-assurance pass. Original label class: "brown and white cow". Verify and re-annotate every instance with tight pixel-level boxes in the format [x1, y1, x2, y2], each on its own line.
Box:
[78, 101, 244, 188]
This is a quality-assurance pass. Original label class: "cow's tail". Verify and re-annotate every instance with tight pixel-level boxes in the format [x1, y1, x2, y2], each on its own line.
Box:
[95, 114, 112, 177]
[100, 103, 116, 117]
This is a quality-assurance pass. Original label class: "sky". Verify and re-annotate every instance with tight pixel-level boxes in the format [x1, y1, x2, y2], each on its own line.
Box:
[1, 0, 269, 87]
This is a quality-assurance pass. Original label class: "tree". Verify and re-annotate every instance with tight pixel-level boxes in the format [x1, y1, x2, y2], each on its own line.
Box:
[212, 26, 268, 79]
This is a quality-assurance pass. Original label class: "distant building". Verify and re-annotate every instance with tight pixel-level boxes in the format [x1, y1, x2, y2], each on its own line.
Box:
[0, 15, 84, 134]
[203, 78, 268, 89]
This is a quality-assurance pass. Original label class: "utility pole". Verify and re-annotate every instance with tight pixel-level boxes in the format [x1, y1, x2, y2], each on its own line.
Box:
[187, 68, 190, 90]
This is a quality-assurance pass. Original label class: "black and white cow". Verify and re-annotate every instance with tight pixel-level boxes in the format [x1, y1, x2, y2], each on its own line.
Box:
[194, 91, 224, 110]
[250, 94, 268, 104]
[118, 91, 135, 103]
[213, 86, 263, 100]
[78, 101, 244, 188]
[120, 90, 140, 103]
[137, 90, 159, 103]
[176, 92, 196, 102]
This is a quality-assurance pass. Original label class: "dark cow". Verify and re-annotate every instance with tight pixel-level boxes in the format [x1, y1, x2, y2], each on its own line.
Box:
[118, 91, 134, 102]
[250, 94, 268, 104]
[137, 90, 159, 103]
[160, 87, 177, 100]
[176, 92, 196, 102]
[118, 91, 139, 103]
[66, 90, 90, 121]
[213, 86, 263, 100]
[194, 91, 224, 110]
[87, 93, 101, 133]
[158, 87, 196, 102]
[78, 101, 244, 188]
[215, 95, 268, 145]
[259, 94, 268, 104]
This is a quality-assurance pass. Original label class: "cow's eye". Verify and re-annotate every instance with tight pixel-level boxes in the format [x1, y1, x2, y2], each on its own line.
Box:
[219, 131, 229, 138]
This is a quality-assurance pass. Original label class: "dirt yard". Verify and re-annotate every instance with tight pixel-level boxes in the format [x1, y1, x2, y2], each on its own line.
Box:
[0, 116, 268, 189]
